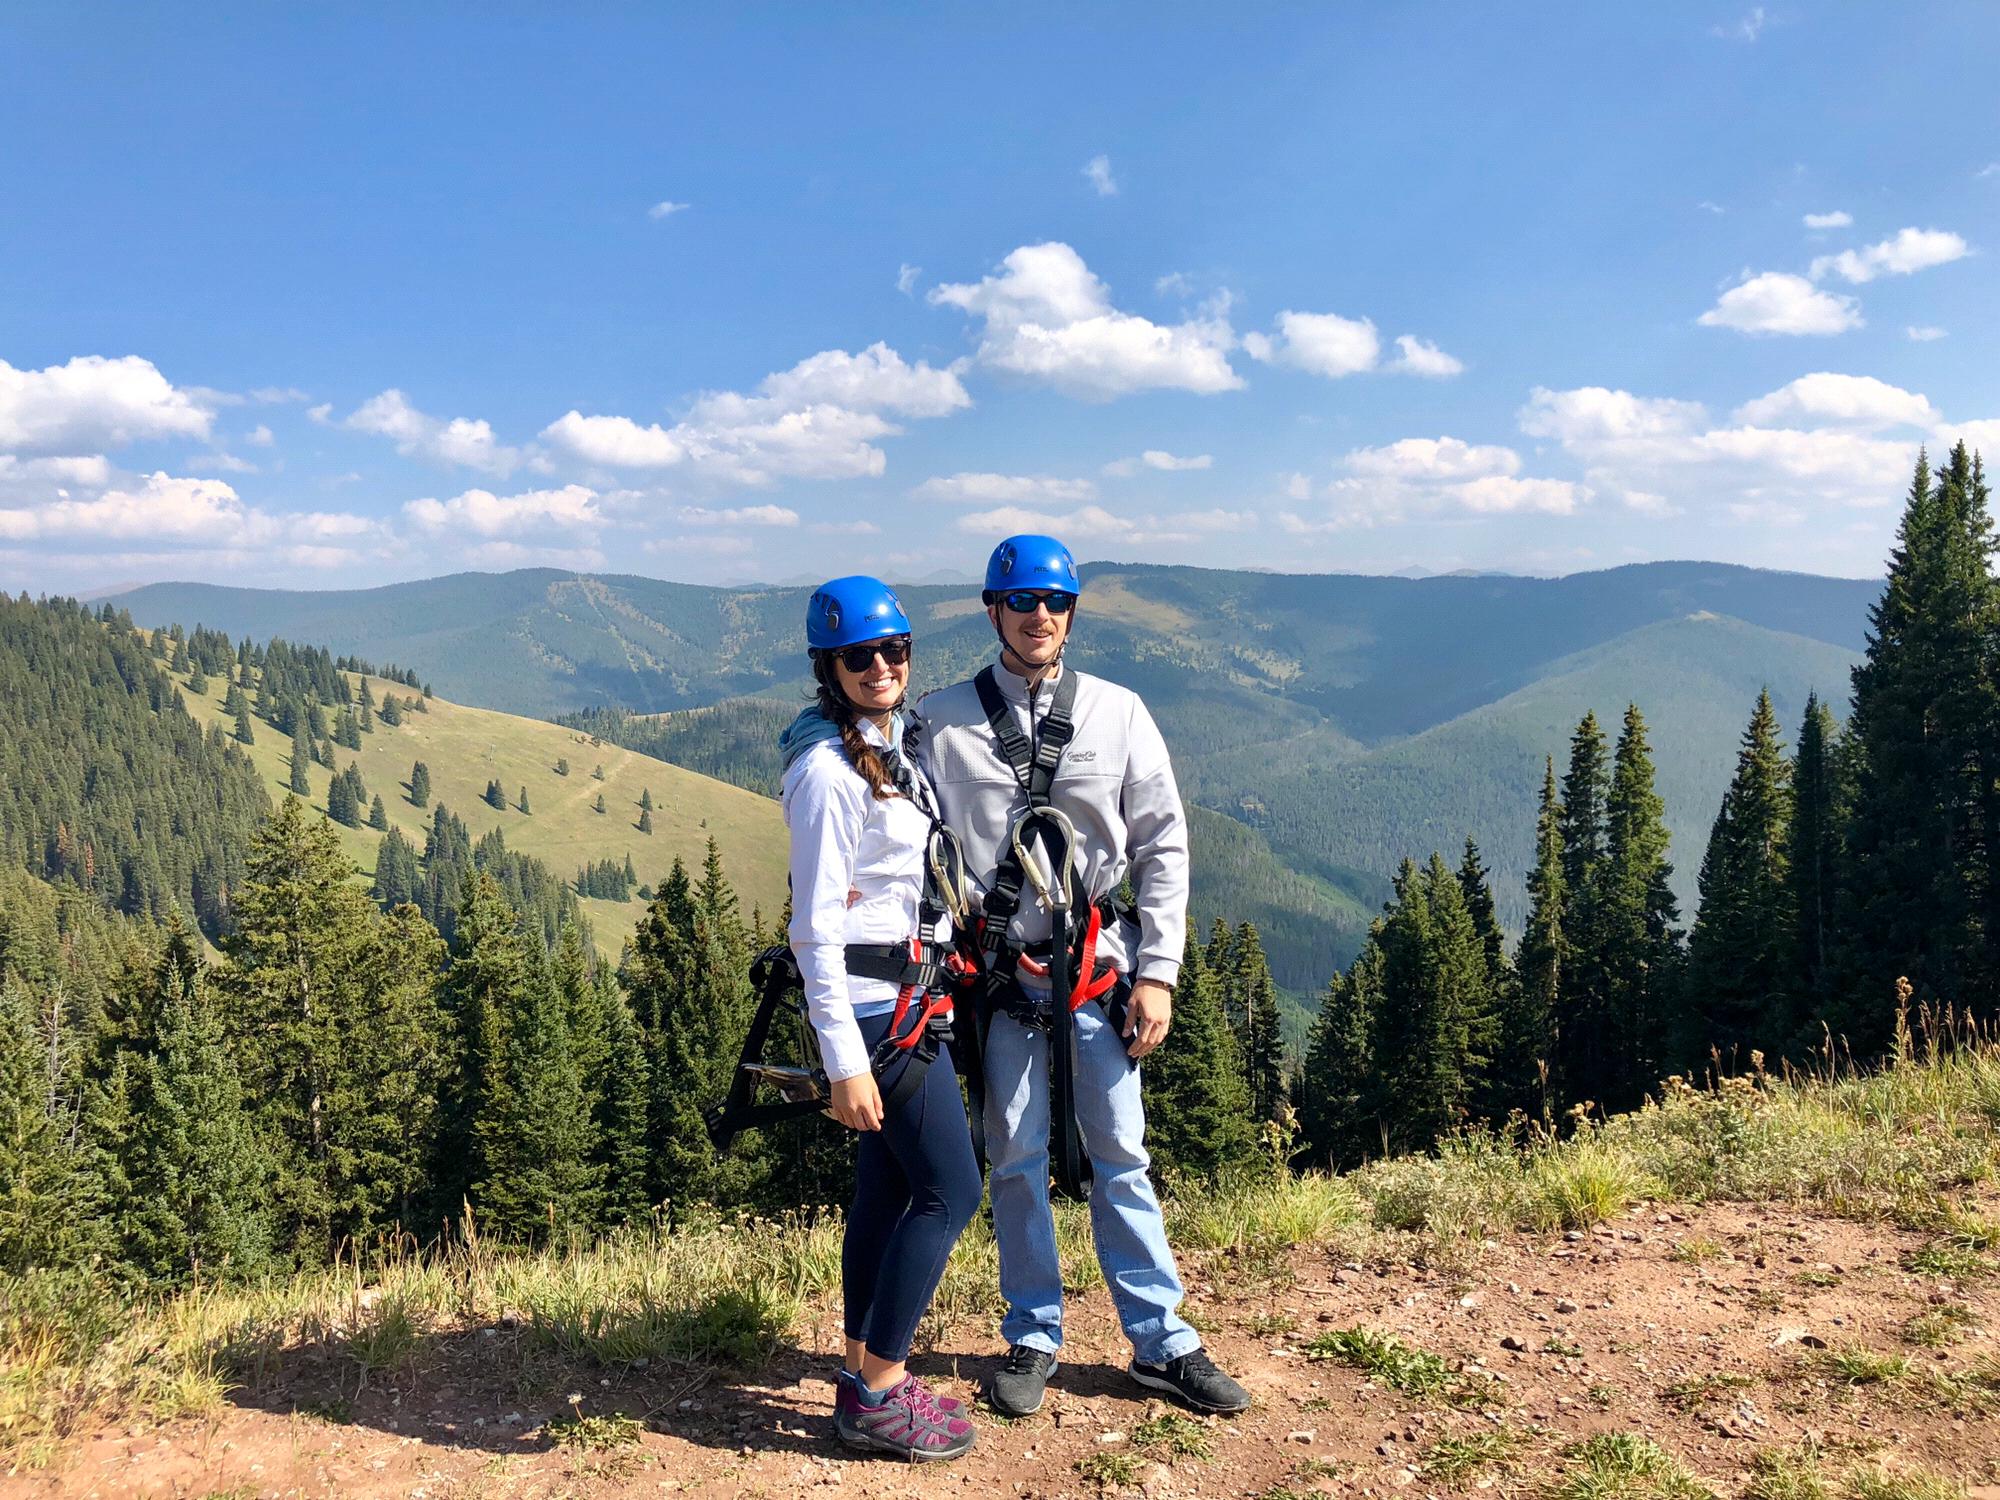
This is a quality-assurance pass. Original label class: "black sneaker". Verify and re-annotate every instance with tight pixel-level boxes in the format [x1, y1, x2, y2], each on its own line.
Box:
[1129, 1347, 1251, 1414]
[985, 1344, 1058, 1416]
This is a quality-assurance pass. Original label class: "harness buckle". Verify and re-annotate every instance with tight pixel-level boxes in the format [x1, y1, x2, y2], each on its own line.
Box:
[1009, 805, 1078, 914]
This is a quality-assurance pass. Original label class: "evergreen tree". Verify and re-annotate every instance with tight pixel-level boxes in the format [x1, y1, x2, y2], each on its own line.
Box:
[186, 663, 207, 694]
[436, 871, 526, 1223]
[1837, 445, 1999, 1050]
[475, 939, 598, 1242]
[1457, 836, 1518, 1119]
[1597, 706, 1683, 1109]
[1786, 693, 1841, 1038]
[594, 792, 607, 815]
[638, 808, 653, 835]
[289, 726, 312, 796]
[1140, 933, 1255, 1180]
[233, 698, 256, 746]
[595, 978, 653, 1225]
[1370, 855, 1492, 1151]
[1229, 922, 1286, 1126]
[1507, 759, 1565, 1121]
[0, 978, 106, 1274]
[555, 757, 569, 777]
[1298, 947, 1378, 1169]
[379, 695, 402, 727]
[696, 836, 739, 937]
[484, 779, 506, 811]
[368, 794, 389, 831]
[516, 785, 531, 816]
[592, 763, 605, 781]
[326, 769, 357, 827]
[371, 826, 423, 908]
[640, 788, 653, 812]
[123, 955, 271, 1282]
[1685, 691, 1793, 1071]
[1553, 714, 1610, 1101]
[410, 760, 431, 808]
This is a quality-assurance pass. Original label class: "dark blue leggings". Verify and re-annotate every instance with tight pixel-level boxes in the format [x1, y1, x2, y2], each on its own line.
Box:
[843, 1010, 983, 1363]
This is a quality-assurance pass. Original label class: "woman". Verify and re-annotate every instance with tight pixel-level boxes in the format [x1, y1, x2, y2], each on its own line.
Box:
[779, 575, 981, 1462]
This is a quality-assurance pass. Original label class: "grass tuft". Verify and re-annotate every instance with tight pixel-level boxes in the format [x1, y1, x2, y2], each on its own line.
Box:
[1076, 1451, 1141, 1489]
[1744, 1440, 1829, 1500]
[545, 1406, 644, 1453]
[1131, 1409, 1212, 1460]
[1843, 1464, 1967, 1500]
[1900, 1303, 1976, 1348]
[1422, 1424, 1530, 1482]
[1816, 1346, 1908, 1386]
[1301, 1325, 1473, 1405]
[1552, 1432, 1714, 1500]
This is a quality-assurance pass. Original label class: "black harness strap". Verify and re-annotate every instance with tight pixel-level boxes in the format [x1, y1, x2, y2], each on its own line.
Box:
[971, 665, 1099, 1203]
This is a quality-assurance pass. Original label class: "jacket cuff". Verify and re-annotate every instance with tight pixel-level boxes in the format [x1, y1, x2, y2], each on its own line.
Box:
[1134, 956, 1182, 988]
[816, 1019, 874, 1082]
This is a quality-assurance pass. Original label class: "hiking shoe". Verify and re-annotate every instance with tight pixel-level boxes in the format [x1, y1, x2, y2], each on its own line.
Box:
[1129, 1347, 1251, 1413]
[985, 1344, 1058, 1416]
[838, 1367, 963, 1414]
[834, 1373, 976, 1461]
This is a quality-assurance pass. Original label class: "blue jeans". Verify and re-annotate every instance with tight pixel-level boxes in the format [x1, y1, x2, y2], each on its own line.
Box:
[982, 1001, 1200, 1366]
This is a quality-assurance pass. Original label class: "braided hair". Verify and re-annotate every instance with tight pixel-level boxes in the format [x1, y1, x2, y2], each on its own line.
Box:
[810, 650, 902, 802]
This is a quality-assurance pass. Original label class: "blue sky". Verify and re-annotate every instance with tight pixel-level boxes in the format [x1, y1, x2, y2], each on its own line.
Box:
[2, 4, 1996, 593]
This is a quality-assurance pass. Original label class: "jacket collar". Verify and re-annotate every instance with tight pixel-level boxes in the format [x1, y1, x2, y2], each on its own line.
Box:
[991, 655, 1064, 706]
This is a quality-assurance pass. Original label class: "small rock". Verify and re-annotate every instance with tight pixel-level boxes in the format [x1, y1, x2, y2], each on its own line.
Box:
[1288, 1429, 1316, 1444]
[1565, 1230, 1585, 1242]
[1097, 1431, 1127, 1446]
[1391, 1468, 1418, 1488]
[1555, 1298, 1579, 1314]
[1501, 1334, 1529, 1351]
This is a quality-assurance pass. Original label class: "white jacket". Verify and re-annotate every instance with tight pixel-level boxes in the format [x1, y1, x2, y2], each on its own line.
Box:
[912, 661, 1187, 988]
[781, 717, 946, 1082]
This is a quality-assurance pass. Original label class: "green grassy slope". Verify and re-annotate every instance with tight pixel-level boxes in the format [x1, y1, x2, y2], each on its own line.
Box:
[1204, 613, 1861, 933]
[172, 665, 788, 955]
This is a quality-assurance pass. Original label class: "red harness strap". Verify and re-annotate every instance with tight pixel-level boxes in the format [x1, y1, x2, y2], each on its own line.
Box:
[886, 935, 955, 1050]
[1011, 903, 1119, 1010]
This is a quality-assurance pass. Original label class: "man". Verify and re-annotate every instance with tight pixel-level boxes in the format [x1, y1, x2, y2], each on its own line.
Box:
[911, 534, 1251, 1418]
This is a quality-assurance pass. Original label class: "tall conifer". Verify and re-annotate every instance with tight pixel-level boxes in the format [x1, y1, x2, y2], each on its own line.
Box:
[1598, 706, 1682, 1108]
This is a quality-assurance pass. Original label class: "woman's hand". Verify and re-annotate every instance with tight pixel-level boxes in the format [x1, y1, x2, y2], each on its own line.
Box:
[830, 1072, 885, 1131]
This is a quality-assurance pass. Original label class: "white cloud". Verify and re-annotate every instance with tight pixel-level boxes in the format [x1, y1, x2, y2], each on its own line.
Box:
[1713, 6, 1767, 40]
[1810, 227, 1969, 284]
[1103, 449, 1214, 477]
[897, 263, 921, 296]
[755, 342, 970, 419]
[403, 483, 600, 537]
[204, 452, 258, 474]
[464, 539, 608, 570]
[1698, 272, 1862, 335]
[541, 342, 963, 485]
[1698, 200, 1727, 216]
[812, 519, 883, 536]
[1733, 373, 1937, 430]
[0, 454, 113, 489]
[1343, 437, 1521, 482]
[1389, 335, 1465, 378]
[648, 200, 690, 220]
[1930, 419, 2000, 457]
[248, 386, 309, 405]
[0, 471, 376, 550]
[1907, 325, 1948, 342]
[673, 503, 799, 527]
[0, 355, 214, 454]
[1243, 310, 1380, 378]
[1451, 475, 1590, 514]
[245, 423, 274, 447]
[342, 389, 522, 475]
[1155, 271, 1193, 298]
[1083, 154, 1118, 196]
[913, 472, 1098, 505]
[953, 501, 1230, 545]
[930, 242, 1241, 399]
[1519, 386, 1706, 443]
[1803, 210, 1853, 230]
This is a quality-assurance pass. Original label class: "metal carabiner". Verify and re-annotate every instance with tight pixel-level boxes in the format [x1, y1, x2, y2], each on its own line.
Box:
[926, 823, 973, 927]
[1010, 805, 1078, 914]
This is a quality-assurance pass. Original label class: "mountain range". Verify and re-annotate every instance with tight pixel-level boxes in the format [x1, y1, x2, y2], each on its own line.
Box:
[111, 561, 1876, 990]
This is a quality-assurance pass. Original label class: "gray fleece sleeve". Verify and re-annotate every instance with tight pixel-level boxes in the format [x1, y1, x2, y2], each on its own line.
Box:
[1122, 694, 1188, 985]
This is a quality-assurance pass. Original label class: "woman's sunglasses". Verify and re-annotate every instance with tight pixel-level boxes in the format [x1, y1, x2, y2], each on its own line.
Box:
[998, 590, 1077, 615]
[833, 636, 912, 673]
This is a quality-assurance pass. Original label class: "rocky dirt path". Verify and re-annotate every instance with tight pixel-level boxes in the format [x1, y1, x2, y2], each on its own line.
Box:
[12, 1202, 1998, 1500]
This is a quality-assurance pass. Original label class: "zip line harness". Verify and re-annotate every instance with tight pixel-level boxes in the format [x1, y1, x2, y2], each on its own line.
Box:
[705, 668, 1133, 1206]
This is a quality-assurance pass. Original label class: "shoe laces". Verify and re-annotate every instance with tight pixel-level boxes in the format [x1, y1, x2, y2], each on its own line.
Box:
[1172, 1347, 1221, 1379]
[901, 1375, 947, 1422]
[1001, 1344, 1048, 1375]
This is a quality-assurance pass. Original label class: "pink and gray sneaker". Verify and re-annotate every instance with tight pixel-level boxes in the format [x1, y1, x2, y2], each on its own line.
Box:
[833, 1372, 976, 1461]
[837, 1368, 964, 1414]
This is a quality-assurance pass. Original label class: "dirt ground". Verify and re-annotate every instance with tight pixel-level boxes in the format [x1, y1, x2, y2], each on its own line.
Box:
[11, 1202, 1999, 1500]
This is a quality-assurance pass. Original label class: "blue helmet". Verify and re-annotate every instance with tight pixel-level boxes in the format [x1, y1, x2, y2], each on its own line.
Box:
[805, 575, 912, 651]
[985, 534, 1081, 597]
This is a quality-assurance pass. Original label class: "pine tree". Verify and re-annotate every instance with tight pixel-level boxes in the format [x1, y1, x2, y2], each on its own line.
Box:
[592, 763, 605, 781]
[368, 794, 389, 831]
[1370, 855, 1492, 1151]
[186, 663, 207, 694]
[410, 760, 431, 808]
[595, 979, 653, 1225]
[436, 871, 527, 1222]
[484, 779, 506, 811]
[517, 786, 531, 815]
[1298, 947, 1378, 1169]
[123, 956, 271, 1282]
[289, 726, 312, 796]
[1685, 691, 1793, 1071]
[326, 768, 357, 826]
[1457, 837, 1517, 1120]
[0, 978, 106, 1274]
[1140, 933, 1255, 1181]
[696, 836, 739, 937]
[594, 792, 607, 815]
[1837, 445, 1999, 1050]
[1507, 758, 1565, 1121]
[640, 788, 653, 812]
[379, 695, 402, 727]
[1785, 693, 1841, 1039]
[1554, 714, 1610, 1101]
[475, 939, 598, 1242]
[1597, 706, 1682, 1109]
[638, 808, 653, 834]
[1229, 922, 1286, 1126]
[555, 757, 569, 777]
[233, 698, 256, 746]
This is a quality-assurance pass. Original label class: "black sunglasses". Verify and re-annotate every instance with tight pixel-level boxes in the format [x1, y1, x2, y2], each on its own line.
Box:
[998, 590, 1077, 615]
[833, 636, 912, 673]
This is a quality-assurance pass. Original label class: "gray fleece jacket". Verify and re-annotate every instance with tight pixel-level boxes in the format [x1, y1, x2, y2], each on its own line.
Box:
[911, 660, 1188, 988]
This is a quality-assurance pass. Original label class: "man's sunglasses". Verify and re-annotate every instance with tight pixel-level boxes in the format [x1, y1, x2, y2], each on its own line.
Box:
[997, 590, 1077, 615]
[833, 636, 912, 673]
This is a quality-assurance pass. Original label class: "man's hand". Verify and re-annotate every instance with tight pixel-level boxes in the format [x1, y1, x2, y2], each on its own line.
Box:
[830, 1072, 884, 1131]
[1123, 978, 1172, 1059]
